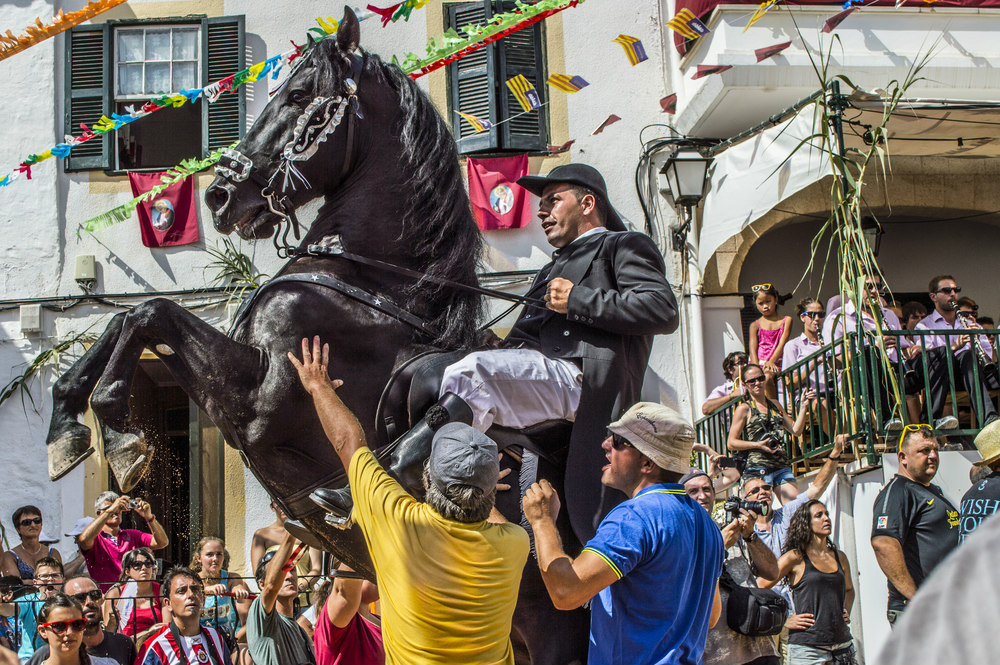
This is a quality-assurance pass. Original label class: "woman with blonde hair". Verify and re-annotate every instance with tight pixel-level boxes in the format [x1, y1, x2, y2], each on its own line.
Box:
[190, 536, 251, 645]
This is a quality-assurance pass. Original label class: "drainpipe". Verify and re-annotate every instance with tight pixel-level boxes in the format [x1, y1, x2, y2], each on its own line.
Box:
[685, 206, 707, 421]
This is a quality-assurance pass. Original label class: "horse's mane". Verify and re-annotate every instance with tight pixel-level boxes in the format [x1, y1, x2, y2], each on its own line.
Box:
[305, 40, 484, 350]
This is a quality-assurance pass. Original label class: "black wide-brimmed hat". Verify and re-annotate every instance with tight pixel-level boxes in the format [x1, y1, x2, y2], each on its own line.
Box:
[516, 163, 627, 232]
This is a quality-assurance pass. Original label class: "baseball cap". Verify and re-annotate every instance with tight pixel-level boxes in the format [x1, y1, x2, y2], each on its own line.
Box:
[679, 467, 710, 485]
[65, 517, 95, 538]
[428, 422, 499, 494]
[516, 163, 627, 232]
[607, 402, 696, 474]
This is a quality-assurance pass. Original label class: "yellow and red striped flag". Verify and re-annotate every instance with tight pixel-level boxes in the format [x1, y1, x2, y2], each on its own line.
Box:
[666, 9, 710, 41]
[613, 34, 648, 66]
[745, 0, 780, 32]
[506, 74, 542, 113]
[546, 74, 589, 93]
[455, 110, 492, 133]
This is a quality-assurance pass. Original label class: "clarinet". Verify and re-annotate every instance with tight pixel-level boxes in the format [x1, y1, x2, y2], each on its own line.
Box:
[957, 307, 997, 376]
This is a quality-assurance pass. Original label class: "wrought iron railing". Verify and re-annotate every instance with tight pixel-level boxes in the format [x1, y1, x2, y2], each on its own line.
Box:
[695, 327, 1000, 469]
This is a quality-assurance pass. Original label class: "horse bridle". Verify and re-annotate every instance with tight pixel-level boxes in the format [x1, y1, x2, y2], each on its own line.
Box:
[215, 53, 365, 258]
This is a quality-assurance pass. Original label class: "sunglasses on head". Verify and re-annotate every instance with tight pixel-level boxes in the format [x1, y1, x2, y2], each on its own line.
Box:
[71, 590, 103, 604]
[802, 311, 826, 319]
[607, 431, 632, 450]
[41, 619, 86, 634]
[898, 423, 932, 447]
[18, 517, 42, 527]
[936, 286, 961, 295]
[751, 283, 772, 292]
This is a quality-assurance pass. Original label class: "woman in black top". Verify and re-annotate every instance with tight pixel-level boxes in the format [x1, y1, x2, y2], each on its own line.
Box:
[763, 499, 855, 665]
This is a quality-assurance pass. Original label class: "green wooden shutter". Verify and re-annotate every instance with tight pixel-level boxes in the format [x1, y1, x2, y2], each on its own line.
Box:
[448, 1, 499, 154]
[202, 15, 245, 156]
[497, 0, 546, 151]
[64, 24, 110, 172]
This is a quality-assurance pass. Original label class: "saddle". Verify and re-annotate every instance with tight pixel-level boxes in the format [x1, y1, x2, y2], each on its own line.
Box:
[374, 350, 573, 464]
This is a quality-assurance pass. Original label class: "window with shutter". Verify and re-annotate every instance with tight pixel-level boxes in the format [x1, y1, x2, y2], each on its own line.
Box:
[65, 24, 110, 172]
[63, 16, 244, 174]
[447, 0, 547, 155]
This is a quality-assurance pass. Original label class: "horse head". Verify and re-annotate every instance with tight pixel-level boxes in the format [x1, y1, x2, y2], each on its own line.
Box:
[206, 8, 371, 244]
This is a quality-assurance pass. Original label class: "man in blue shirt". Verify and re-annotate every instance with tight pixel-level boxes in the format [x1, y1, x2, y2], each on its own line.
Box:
[523, 402, 723, 665]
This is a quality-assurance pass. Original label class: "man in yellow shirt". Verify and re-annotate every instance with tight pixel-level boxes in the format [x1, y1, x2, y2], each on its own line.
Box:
[289, 336, 529, 665]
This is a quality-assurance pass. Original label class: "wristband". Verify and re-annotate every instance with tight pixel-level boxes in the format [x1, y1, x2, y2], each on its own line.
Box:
[745, 531, 757, 543]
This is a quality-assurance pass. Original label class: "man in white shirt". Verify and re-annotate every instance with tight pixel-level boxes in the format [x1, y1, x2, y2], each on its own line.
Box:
[915, 275, 999, 429]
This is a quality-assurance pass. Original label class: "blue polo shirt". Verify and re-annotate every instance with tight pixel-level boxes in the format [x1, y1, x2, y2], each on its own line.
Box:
[582, 483, 724, 665]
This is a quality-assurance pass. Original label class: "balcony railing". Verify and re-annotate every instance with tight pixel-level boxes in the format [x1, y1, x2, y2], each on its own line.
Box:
[695, 327, 1000, 469]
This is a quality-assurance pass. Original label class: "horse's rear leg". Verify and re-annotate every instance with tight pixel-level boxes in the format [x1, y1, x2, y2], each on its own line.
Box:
[89, 298, 263, 490]
[46, 312, 128, 481]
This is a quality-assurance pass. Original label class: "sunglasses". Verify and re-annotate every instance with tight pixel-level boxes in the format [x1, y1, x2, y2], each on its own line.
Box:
[71, 590, 103, 604]
[936, 286, 962, 295]
[607, 431, 632, 450]
[802, 311, 826, 319]
[129, 560, 155, 570]
[40, 619, 86, 634]
[18, 517, 42, 527]
[747, 484, 772, 495]
[751, 283, 772, 292]
[744, 375, 766, 385]
[898, 423, 932, 447]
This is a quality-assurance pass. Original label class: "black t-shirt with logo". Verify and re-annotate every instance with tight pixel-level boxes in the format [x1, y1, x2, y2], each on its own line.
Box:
[28, 629, 137, 665]
[959, 470, 1000, 543]
[871, 474, 959, 610]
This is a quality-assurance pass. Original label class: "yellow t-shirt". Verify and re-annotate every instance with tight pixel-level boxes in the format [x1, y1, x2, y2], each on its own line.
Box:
[349, 447, 529, 665]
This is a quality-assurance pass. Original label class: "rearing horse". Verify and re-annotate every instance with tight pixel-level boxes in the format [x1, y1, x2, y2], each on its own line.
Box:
[46, 10, 589, 663]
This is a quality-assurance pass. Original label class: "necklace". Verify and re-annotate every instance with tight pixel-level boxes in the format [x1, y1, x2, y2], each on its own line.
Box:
[20, 541, 44, 557]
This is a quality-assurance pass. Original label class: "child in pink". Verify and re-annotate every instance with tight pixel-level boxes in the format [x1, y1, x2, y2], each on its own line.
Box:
[749, 283, 792, 398]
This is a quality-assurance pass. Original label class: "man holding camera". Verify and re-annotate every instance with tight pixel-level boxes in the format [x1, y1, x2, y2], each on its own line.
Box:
[78, 491, 168, 591]
[684, 469, 780, 665]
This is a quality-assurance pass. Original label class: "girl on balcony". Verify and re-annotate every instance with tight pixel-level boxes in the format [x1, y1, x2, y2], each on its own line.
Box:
[749, 284, 793, 398]
[728, 363, 813, 505]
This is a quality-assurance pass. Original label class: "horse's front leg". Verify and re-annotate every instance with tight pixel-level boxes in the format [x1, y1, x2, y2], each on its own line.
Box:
[46, 313, 128, 481]
[89, 298, 264, 490]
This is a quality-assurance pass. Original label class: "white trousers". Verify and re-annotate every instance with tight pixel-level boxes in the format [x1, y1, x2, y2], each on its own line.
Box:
[439, 349, 584, 432]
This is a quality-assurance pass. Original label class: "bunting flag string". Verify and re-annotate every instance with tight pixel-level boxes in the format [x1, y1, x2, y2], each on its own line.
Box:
[0, 0, 130, 63]
[546, 74, 589, 93]
[455, 111, 493, 133]
[507, 74, 543, 112]
[613, 34, 649, 66]
[755, 41, 792, 62]
[366, 0, 431, 27]
[745, 0, 781, 32]
[398, 0, 585, 79]
[660, 94, 678, 115]
[592, 114, 621, 135]
[692, 64, 733, 79]
[823, 7, 857, 33]
[665, 9, 711, 41]
[77, 146, 234, 235]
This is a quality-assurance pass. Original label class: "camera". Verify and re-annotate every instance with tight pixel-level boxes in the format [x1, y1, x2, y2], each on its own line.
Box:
[128, 499, 141, 510]
[725, 499, 770, 523]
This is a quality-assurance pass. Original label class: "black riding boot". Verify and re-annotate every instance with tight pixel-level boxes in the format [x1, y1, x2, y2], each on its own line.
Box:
[310, 392, 474, 525]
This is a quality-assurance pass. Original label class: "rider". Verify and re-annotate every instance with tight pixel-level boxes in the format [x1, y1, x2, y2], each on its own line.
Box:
[312, 163, 678, 542]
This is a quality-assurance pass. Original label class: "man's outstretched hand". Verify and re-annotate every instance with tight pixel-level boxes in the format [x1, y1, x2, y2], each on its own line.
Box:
[288, 336, 343, 396]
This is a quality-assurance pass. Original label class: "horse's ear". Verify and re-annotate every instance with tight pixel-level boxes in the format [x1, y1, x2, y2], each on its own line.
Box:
[338, 6, 361, 53]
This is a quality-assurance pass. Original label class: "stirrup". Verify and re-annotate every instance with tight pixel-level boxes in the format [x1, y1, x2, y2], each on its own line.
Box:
[323, 509, 354, 529]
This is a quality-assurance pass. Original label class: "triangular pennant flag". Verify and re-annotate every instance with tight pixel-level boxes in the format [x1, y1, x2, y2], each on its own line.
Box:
[666, 8, 711, 40]
[592, 114, 621, 135]
[692, 64, 733, 80]
[613, 34, 648, 66]
[755, 41, 792, 62]
[546, 74, 589, 93]
[547, 140, 575, 156]
[455, 110, 493, 133]
[745, 0, 781, 32]
[823, 7, 856, 33]
[367, 3, 403, 27]
[659, 94, 677, 114]
[506, 74, 542, 112]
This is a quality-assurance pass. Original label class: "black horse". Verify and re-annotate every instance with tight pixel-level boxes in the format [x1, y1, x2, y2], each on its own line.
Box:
[46, 9, 588, 664]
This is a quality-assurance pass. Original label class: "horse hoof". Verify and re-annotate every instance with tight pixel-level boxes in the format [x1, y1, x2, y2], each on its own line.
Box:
[323, 511, 354, 530]
[105, 430, 154, 492]
[48, 425, 95, 481]
[282, 519, 329, 550]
